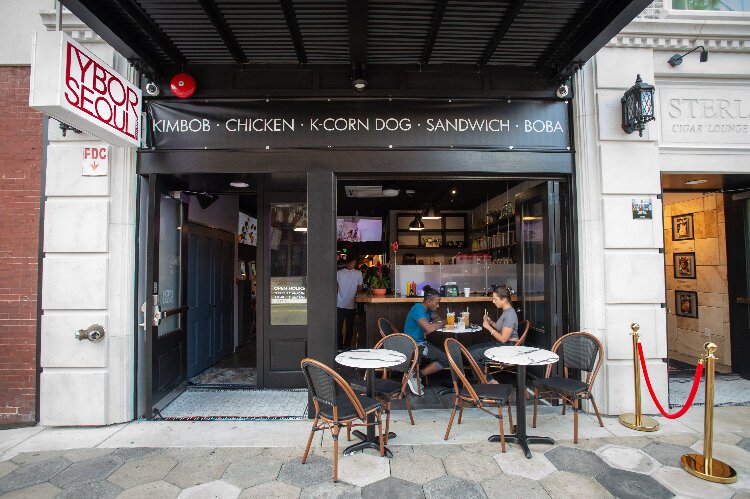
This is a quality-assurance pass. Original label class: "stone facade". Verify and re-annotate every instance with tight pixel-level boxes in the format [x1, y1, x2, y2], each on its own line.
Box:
[575, 2, 750, 415]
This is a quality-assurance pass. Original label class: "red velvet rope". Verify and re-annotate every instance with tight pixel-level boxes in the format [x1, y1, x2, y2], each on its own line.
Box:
[637, 342, 703, 419]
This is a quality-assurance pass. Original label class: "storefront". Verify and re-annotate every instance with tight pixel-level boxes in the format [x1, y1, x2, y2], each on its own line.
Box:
[32, 0, 675, 425]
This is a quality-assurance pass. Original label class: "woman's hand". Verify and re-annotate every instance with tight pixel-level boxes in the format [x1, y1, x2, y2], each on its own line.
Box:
[482, 319, 492, 331]
[483, 313, 491, 324]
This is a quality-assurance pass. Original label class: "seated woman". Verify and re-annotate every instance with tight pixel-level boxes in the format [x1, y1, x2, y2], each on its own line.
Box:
[468, 285, 519, 369]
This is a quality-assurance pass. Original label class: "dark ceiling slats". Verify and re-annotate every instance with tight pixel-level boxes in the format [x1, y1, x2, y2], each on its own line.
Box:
[197, 0, 248, 64]
[66, 0, 642, 82]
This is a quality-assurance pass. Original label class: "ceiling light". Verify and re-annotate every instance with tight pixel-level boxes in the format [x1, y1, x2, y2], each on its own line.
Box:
[408, 214, 425, 231]
[351, 65, 367, 93]
[230, 181, 250, 188]
[294, 227, 308, 232]
[196, 192, 219, 209]
[422, 205, 442, 220]
[684, 179, 708, 185]
[451, 189, 457, 195]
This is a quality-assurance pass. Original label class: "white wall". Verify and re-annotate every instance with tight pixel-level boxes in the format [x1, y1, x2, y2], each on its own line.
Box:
[0, 0, 50, 65]
[576, 8, 750, 415]
[38, 28, 138, 425]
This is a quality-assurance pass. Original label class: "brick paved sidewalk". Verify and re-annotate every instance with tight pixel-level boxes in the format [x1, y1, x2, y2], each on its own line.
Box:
[1, 407, 749, 498]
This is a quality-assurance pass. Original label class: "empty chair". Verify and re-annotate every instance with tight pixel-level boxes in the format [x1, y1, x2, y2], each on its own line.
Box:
[300, 358, 385, 482]
[377, 317, 400, 338]
[532, 332, 604, 443]
[350, 333, 420, 442]
[484, 319, 531, 377]
[443, 338, 513, 452]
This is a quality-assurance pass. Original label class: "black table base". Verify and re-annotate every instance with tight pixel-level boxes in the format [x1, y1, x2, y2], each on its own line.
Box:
[342, 367, 395, 458]
[344, 430, 396, 458]
[488, 365, 554, 459]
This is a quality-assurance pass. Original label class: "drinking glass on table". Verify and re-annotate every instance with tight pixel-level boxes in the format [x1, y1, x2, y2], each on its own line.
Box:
[462, 312, 470, 328]
[447, 312, 455, 327]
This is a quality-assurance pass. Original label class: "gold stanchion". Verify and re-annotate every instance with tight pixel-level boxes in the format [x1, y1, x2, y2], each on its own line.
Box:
[618, 323, 659, 432]
[681, 342, 737, 483]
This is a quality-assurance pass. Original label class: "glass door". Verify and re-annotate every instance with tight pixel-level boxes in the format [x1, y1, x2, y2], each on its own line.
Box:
[140, 174, 189, 416]
[727, 194, 750, 378]
[515, 181, 567, 364]
[260, 192, 308, 388]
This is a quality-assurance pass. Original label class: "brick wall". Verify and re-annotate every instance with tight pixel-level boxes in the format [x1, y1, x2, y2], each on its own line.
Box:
[0, 66, 43, 424]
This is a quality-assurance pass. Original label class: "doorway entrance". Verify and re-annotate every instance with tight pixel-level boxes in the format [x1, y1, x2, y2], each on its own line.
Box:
[334, 175, 574, 408]
[661, 173, 750, 407]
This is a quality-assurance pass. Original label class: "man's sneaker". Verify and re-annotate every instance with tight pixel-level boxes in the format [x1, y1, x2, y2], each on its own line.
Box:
[407, 374, 422, 396]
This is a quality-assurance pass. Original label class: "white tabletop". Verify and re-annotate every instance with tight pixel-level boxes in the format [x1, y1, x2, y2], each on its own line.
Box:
[437, 324, 483, 333]
[335, 349, 407, 369]
[484, 346, 559, 366]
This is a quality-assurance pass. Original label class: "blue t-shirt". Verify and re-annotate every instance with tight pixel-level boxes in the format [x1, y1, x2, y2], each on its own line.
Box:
[404, 302, 431, 344]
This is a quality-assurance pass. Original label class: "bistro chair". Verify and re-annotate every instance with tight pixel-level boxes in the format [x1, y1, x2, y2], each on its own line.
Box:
[377, 317, 400, 338]
[300, 358, 385, 482]
[349, 333, 420, 442]
[532, 332, 604, 443]
[443, 338, 513, 452]
[483, 320, 531, 378]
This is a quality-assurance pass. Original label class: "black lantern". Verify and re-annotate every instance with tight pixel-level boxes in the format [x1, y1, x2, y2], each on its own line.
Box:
[621, 74, 655, 137]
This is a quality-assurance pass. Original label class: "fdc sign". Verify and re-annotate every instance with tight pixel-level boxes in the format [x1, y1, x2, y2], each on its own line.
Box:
[29, 31, 142, 148]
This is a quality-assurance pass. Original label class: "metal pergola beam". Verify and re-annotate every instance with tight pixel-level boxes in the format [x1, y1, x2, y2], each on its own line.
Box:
[279, 0, 308, 64]
[421, 0, 448, 65]
[198, 0, 248, 64]
[479, 0, 525, 67]
[347, 0, 367, 67]
[117, 0, 186, 66]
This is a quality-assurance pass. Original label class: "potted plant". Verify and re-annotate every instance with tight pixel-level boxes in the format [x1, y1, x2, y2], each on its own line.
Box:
[368, 263, 390, 296]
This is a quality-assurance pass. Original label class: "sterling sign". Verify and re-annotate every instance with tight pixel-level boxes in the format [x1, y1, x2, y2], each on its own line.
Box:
[29, 31, 142, 148]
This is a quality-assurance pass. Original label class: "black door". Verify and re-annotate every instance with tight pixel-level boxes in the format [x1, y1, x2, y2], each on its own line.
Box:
[727, 192, 750, 378]
[144, 175, 190, 413]
[187, 223, 235, 378]
[259, 190, 308, 388]
[515, 181, 568, 374]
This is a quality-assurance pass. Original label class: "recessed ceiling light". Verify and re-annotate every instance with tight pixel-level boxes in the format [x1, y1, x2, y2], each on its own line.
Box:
[451, 189, 457, 195]
[230, 181, 250, 188]
[684, 179, 707, 185]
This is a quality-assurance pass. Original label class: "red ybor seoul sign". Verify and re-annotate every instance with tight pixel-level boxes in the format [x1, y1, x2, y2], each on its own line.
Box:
[30, 31, 142, 147]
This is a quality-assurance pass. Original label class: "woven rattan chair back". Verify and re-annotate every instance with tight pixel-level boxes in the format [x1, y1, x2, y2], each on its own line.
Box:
[377, 318, 399, 338]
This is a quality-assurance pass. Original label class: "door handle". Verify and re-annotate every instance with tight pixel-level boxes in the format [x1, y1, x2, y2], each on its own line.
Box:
[737, 297, 750, 305]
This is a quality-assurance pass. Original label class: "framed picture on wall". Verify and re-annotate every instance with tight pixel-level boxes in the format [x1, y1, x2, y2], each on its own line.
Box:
[672, 213, 694, 241]
[675, 290, 698, 318]
[673, 252, 696, 279]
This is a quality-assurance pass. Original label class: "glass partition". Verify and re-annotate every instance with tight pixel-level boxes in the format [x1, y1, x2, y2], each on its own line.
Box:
[395, 263, 516, 296]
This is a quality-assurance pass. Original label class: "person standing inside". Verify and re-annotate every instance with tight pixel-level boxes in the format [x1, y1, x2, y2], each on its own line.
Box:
[337, 255, 363, 350]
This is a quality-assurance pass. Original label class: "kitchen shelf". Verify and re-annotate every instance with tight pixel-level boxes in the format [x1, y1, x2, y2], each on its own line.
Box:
[470, 218, 515, 233]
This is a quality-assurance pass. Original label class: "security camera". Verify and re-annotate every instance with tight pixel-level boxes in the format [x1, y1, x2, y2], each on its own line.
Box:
[556, 84, 570, 99]
[145, 81, 160, 97]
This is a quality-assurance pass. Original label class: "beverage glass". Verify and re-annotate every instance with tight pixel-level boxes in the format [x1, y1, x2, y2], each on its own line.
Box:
[463, 312, 470, 327]
[447, 312, 455, 326]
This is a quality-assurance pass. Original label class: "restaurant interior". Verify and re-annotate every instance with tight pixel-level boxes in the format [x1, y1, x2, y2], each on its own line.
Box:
[152, 172, 568, 414]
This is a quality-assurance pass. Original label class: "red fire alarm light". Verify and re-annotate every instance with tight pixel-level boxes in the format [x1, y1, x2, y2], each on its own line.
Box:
[170, 73, 196, 99]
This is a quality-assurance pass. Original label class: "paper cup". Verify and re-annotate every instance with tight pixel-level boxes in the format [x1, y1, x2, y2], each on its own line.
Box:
[463, 288, 470, 297]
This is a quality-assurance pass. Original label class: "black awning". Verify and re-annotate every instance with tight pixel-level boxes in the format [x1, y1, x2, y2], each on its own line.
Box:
[61, 0, 649, 84]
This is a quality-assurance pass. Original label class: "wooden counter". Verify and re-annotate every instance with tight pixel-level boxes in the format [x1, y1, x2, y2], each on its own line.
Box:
[357, 295, 493, 304]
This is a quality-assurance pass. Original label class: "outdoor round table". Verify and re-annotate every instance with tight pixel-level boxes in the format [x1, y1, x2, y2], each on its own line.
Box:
[431, 324, 483, 395]
[335, 348, 407, 458]
[484, 346, 559, 459]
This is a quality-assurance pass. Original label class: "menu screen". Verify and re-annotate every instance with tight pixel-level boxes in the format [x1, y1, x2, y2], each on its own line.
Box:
[337, 217, 382, 242]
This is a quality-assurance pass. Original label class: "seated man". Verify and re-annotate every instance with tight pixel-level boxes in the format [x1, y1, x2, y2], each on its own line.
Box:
[403, 287, 447, 395]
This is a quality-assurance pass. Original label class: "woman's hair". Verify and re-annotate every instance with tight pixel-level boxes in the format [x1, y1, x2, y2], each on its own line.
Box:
[491, 284, 513, 300]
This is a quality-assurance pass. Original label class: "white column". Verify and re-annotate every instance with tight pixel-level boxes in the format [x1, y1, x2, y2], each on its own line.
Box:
[574, 47, 669, 416]
[39, 44, 137, 426]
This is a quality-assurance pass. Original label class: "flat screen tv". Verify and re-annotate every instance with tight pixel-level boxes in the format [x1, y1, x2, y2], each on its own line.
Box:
[336, 217, 382, 242]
